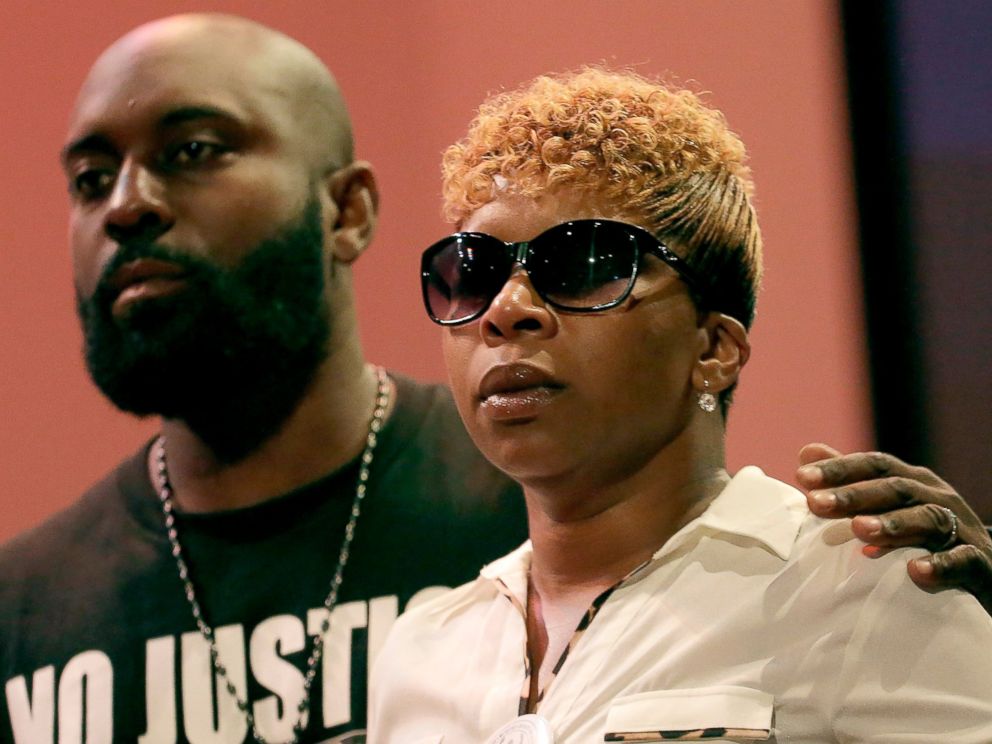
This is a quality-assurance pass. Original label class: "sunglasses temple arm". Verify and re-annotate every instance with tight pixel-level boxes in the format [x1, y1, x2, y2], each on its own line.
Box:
[653, 244, 706, 297]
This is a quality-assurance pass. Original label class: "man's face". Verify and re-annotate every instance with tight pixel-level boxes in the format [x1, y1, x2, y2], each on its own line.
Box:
[61, 26, 334, 455]
[63, 29, 324, 304]
[76, 193, 328, 417]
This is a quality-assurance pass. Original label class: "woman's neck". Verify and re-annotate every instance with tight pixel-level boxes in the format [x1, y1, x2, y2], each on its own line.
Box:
[525, 438, 730, 604]
[521, 440, 730, 694]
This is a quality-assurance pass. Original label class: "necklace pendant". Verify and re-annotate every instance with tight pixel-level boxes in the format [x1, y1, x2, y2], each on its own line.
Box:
[485, 714, 555, 744]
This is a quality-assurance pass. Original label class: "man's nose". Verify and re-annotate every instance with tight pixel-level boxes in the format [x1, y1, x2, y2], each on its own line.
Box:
[103, 160, 174, 244]
[480, 269, 557, 343]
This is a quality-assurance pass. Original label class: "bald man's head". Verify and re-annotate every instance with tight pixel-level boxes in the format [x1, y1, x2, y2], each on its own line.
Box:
[74, 14, 353, 174]
[64, 11, 378, 292]
[63, 15, 380, 448]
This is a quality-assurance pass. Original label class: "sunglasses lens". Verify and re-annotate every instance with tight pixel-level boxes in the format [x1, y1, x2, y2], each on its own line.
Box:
[424, 236, 511, 323]
[527, 222, 639, 309]
[422, 221, 648, 324]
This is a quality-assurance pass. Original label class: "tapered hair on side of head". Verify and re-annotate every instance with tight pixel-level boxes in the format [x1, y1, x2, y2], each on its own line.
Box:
[441, 66, 762, 331]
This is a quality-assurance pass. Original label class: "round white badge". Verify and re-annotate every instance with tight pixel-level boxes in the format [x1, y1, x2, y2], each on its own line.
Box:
[484, 714, 555, 744]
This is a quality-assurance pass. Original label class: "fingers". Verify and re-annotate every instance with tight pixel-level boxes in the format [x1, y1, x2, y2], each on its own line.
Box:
[798, 449, 945, 492]
[805, 475, 953, 519]
[849, 503, 957, 549]
[909, 545, 992, 615]
[796, 443, 842, 482]
[796, 442, 992, 615]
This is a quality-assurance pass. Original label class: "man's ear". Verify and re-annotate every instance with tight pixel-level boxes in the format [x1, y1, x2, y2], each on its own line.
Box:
[692, 312, 751, 394]
[324, 161, 379, 265]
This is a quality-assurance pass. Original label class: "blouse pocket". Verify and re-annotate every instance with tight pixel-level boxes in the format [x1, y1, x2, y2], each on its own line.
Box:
[603, 685, 773, 742]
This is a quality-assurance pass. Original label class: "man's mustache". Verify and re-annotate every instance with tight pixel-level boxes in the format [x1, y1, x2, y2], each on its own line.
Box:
[100, 242, 205, 285]
[90, 242, 211, 308]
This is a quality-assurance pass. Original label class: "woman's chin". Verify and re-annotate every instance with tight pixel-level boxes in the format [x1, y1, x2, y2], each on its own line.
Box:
[476, 436, 578, 487]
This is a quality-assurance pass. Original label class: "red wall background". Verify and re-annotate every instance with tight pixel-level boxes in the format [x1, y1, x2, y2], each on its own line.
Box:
[0, 0, 871, 542]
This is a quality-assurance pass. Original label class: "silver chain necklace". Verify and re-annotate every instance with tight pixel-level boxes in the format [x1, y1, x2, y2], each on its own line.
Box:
[152, 367, 390, 744]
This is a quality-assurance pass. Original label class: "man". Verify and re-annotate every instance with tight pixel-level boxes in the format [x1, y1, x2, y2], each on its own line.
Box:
[0, 13, 988, 744]
[0, 15, 526, 743]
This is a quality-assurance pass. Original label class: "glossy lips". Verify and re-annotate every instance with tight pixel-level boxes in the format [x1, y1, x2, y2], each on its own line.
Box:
[106, 258, 189, 318]
[478, 363, 564, 422]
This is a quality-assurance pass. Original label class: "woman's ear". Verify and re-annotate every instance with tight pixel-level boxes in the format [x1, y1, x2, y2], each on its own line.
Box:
[324, 161, 379, 265]
[692, 312, 751, 394]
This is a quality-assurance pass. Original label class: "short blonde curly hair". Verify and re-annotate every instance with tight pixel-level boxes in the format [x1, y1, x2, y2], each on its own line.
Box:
[441, 67, 762, 328]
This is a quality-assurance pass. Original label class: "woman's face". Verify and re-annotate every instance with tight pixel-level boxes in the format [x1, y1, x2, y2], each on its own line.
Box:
[442, 189, 710, 496]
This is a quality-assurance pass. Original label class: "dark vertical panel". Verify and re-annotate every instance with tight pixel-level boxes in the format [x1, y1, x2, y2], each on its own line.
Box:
[899, 1, 992, 516]
[840, 0, 931, 466]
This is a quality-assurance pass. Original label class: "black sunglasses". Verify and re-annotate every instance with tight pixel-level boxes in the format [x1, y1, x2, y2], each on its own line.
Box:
[421, 219, 705, 326]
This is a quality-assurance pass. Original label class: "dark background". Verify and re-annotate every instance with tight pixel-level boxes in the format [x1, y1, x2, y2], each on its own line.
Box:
[844, 0, 991, 519]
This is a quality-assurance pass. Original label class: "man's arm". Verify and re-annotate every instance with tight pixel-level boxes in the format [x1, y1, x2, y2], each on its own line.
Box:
[797, 442, 992, 614]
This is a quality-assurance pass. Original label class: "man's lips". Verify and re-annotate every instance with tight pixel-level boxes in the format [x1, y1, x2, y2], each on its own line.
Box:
[477, 363, 565, 421]
[106, 258, 188, 292]
[105, 259, 190, 318]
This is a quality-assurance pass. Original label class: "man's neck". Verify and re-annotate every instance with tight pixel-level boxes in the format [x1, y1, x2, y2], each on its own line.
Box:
[152, 350, 391, 513]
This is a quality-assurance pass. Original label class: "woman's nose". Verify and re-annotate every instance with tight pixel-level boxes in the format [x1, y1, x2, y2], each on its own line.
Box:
[479, 268, 557, 343]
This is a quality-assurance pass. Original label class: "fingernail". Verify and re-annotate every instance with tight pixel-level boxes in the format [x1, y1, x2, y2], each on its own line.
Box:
[811, 491, 836, 509]
[863, 544, 883, 559]
[914, 557, 934, 576]
[798, 465, 821, 481]
[861, 516, 883, 538]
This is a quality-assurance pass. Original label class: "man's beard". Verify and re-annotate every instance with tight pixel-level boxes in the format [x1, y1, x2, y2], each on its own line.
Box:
[77, 195, 331, 462]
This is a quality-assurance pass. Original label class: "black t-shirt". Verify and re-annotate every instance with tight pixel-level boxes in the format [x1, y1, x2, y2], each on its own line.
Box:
[0, 375, 527, 742]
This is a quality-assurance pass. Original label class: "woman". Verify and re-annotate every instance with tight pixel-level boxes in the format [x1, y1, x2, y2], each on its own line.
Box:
[369, 68, 992, 742]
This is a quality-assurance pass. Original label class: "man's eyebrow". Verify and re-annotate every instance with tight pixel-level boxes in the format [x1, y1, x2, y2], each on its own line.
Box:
[158, 105, 241, 128]
[61, 134, 116, 166]
[61, 106, 243, 165]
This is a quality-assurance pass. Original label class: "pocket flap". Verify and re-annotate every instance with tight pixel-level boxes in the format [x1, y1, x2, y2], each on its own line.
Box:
[604, 685, 772, 741]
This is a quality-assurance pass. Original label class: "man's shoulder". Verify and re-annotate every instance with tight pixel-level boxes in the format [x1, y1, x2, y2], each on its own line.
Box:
[0, 446, 149, 580]
[384, 372, 520, 497]
[372, 372, 527, 551]
[388, 373, 463, 439]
